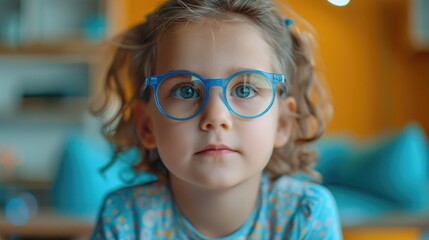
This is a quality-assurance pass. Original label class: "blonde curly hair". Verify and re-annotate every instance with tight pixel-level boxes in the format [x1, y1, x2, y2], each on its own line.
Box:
[92, 0, 332, 181]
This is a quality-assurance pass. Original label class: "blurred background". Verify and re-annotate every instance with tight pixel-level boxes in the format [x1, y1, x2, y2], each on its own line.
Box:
[0, 0, 428, 239]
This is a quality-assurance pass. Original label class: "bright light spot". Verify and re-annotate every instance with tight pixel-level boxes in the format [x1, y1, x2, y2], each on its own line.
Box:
[5, 192, 38, 226]
[6, 198, 29, 226]
[328, 0, 351, 7]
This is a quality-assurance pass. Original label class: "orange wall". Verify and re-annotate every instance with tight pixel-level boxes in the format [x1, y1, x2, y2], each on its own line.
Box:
[286, 0, 429, 137]
[124, 0, 164, 27]
[118, 0, 429, 137]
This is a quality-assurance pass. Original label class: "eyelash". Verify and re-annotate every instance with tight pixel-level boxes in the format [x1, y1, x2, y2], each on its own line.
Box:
[169, 82, 201, 97]
[230, 83, 259, 95]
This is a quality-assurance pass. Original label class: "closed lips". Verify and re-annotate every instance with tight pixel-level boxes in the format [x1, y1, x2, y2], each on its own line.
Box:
[195, 145, 238, 154]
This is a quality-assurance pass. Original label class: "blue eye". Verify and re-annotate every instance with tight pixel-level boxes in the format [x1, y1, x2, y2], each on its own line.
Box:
[173, 86, 200, 99]
[231, 85, 256, 98]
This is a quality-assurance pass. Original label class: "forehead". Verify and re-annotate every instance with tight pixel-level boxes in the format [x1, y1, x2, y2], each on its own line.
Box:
[155, 18, 275, 76]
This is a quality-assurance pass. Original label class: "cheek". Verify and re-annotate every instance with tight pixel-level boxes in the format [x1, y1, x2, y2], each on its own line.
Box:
[248, 121, 277, 143]
[237, 113, 278, 151]
[155, 124, 193, 146]
[151, 113, 197, 158]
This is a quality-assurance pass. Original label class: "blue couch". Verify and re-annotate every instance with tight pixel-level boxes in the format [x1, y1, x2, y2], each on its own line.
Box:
[315, 123, 429, 226]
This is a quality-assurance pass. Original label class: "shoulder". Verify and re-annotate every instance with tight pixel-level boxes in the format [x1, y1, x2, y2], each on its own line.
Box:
[93, 180, 175, 239]
[99, 180, 170, 218]
[268, 175, 335, 205]
[266, 175, 342, 239]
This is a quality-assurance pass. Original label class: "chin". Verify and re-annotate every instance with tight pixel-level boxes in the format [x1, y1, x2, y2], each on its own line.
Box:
[191, 171, 246, 191]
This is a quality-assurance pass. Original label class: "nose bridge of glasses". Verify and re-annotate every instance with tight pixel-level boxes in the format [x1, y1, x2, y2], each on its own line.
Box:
[203, 78, 229, 89]
[200, 78, 229, 110]
[201, 78, 227, 99]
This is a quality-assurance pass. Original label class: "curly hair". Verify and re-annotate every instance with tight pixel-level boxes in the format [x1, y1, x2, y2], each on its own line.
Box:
[91, 0, 332, 181]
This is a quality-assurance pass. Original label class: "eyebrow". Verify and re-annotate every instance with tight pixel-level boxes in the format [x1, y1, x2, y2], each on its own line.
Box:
[162, 67, 269, 78]
[228, 67, 273, 76]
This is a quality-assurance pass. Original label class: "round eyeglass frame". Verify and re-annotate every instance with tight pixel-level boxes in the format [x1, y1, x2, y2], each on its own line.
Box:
[141, 69, 288, 121]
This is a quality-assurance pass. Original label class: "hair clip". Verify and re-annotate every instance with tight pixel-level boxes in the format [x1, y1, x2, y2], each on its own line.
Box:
[285, 19, 294, 27]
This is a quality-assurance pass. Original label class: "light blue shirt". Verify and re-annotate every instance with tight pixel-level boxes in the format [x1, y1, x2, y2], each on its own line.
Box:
[93, 174, 342, 239]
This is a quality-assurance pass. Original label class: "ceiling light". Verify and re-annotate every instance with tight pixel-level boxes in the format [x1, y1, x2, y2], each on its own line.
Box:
[327, 0, 350, 7]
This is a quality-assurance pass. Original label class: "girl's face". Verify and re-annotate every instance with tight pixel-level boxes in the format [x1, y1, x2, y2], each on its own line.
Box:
[137, 18, 295, 190]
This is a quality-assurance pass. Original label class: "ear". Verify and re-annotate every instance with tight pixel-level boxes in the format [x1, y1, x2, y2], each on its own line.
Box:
[134, 100, 157, 149]
[274, 96, 297, 148]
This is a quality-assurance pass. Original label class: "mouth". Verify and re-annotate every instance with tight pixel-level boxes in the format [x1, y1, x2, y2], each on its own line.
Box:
[195, 144, 238, 155]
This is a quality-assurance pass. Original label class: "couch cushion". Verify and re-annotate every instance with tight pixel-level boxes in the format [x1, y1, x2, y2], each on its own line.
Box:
[52, 132, 155, 216]
[326, 124, 428, 210]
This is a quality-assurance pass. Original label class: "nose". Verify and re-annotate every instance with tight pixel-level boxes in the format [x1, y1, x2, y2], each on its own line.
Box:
[199, 88, 232, 131]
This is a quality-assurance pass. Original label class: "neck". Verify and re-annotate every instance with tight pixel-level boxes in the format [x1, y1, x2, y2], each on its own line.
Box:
[169, 174, 261, 238]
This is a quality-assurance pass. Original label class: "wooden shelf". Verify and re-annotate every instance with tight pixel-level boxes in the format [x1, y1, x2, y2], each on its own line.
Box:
[0, 180, 51, 190]
[0, 208, 94, 240]
[0, 97, 89, 124]
[343, 227, 421, 240]
[0, 40, 104, 62]
[341, 210, 429, 229]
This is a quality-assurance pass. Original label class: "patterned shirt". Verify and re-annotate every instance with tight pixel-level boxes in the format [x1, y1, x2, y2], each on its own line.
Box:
[92, 174, 342, 239]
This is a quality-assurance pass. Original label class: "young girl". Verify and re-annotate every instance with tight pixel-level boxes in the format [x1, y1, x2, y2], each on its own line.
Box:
[92, 0, 341, 239]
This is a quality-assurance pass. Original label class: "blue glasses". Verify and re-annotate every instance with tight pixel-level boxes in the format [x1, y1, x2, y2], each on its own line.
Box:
[142, 69, 288, 121]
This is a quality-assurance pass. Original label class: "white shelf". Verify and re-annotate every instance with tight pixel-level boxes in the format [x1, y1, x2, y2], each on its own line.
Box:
[410, 0, 429, 51]
[0, 0, 110, 191]
[0, 0, 106, 47]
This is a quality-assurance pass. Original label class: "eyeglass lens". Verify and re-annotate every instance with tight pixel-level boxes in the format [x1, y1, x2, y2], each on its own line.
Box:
[156, 72, 274, 119]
